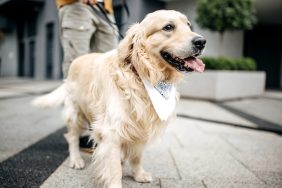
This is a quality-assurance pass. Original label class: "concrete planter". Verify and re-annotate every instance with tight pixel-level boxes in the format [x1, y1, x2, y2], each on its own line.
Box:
[179, 70, 266, 101]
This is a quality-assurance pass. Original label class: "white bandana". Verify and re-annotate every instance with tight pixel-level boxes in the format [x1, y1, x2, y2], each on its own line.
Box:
[142, 79, 176, 121]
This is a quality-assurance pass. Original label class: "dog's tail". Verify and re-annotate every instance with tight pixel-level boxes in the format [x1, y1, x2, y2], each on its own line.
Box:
[32, 84, 67, 108]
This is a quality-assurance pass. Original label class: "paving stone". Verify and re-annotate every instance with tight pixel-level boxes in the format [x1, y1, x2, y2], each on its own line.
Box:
[254, 171, 282, 187]
[230, 153, 282, 186]
[170, 148, 264, 184]
[41, 153, 93, 188]
[196, 119, 282, 155]
[160, 178, 204, 188]
[0, 89, 24, 99]
[176, 99, 255, 127]
[0, 79, 62, 94]
[169, 119, 236, 153]
[0, 96, 64, 162]
[0, 151, 17, 163]
[263, 91, 282, 100]
[203, 178, 267, 188]
[224, 98, 282, 127]
[221, 132, 282, 156]
[143, 146, 180, 179]
[42, 152, 161, 188]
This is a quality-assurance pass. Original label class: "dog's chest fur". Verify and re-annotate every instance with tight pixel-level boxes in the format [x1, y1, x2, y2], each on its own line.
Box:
[112, 65, 169, 143]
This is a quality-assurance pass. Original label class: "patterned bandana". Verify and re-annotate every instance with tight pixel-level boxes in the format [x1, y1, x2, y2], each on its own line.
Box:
[142, 79, 176, 121]
[154, 81, 173, 100]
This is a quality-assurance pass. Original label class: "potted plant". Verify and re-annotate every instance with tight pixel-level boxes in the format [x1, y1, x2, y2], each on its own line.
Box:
[179, 0, 265, 101]
[179, 57, 266, 101]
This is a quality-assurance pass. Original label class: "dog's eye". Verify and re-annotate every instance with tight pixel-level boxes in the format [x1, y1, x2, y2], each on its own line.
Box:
[187, 23, 193, 30]
[163, 24, 175, 32]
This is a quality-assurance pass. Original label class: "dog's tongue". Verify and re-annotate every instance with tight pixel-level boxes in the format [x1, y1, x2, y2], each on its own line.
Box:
[184, 57, 205, 72]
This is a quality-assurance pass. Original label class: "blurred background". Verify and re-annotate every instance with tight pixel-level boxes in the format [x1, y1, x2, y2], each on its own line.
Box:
[0, 1, 282, 187]
[0, 0, 281, 90]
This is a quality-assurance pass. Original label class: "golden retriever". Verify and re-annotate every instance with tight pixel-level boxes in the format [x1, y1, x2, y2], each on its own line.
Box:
[33, 10, 206, 188]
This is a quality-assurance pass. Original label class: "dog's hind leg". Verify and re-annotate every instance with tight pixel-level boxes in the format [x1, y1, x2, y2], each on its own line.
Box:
[63, 97, 85, 169]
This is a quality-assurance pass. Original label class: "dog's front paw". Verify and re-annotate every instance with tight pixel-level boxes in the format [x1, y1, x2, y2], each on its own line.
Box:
[69, 158, 85, 169]
[133, 171, 153, 183]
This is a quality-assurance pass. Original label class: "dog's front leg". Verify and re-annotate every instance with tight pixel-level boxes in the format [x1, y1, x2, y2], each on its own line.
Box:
[130, 152, 153, 183]
[92, 130, 122, 188]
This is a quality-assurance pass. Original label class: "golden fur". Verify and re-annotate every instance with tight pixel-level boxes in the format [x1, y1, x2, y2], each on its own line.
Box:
[33, 10, 204, 188]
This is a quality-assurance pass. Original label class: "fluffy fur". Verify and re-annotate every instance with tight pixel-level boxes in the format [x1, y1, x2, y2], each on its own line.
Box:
[33, 10, 204, 188]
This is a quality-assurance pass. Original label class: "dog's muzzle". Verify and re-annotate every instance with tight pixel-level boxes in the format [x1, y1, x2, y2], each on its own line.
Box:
[161, 51, 205, 72]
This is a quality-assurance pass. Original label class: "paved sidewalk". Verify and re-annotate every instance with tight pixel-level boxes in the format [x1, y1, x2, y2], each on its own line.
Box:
[0, 78, 281, 188]
[41, 118, 282, 188]
[0, 78, 62, 99]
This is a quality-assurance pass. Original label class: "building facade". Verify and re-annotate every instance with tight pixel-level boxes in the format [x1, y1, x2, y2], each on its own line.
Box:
[0, 0, 61, 79]
[0, 0, 281, 89]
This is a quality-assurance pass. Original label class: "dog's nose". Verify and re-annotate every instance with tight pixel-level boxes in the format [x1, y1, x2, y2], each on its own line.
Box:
[192, 37, 206, 50]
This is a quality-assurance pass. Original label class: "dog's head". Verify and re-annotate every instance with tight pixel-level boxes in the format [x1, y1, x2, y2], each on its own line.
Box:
[118, 10, 206, 84]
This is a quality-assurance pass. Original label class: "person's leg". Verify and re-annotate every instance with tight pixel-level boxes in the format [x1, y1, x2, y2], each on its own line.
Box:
[59, 2, 95, 78]
[58, 2, 96, 151]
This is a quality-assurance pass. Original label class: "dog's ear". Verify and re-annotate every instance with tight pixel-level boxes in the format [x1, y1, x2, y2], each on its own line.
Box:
[117, 23, 143, 63]
[117, 23, 164, 84]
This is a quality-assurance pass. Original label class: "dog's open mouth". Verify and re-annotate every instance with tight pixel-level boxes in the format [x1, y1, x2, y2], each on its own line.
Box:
[161, 51, 205, 72]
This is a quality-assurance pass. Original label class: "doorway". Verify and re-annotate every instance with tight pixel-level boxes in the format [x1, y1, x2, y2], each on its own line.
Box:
[244, 25, 282, 89]
[17, 14, 37, 78]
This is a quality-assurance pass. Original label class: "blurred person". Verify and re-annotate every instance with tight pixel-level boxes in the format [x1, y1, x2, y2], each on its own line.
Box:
[56, 0, 119, 78]
[56, 0, 119, 152]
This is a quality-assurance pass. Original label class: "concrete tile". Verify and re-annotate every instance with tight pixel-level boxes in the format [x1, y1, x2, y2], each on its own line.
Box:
[231, 152, 282, 186]
[176, 99, 255, 127]
[224, 98, 282, 126]
[221, 132, 282, 156]
[170, 148, 264, 184]
[0, 151, 17, 162]
[41, 153, 93, 188]
[264, 91, 282, 100]
[169, 119, 236, 153]
[195, 118, 247, 134]
[203, 178, 267, 188]
[0, 89, 25, 99]
[231, 153, 282, 173]
[0, 97, 64, 162]
[143, 146, 180, 179]
[195, 119, 282, 156]
[0, 79, 62, 96]
[42, 153, 161, 188]
[160, 178, 204, 188]
[255, 171, 282, 187]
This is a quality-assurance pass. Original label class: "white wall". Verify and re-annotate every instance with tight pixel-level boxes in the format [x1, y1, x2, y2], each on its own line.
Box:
[166, 0, 244, 58]
[179, 71, 266, 101]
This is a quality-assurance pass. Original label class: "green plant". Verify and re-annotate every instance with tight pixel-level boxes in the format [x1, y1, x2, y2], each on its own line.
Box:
[196, 0, 257, 54]
[202, 56, 256, 71]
